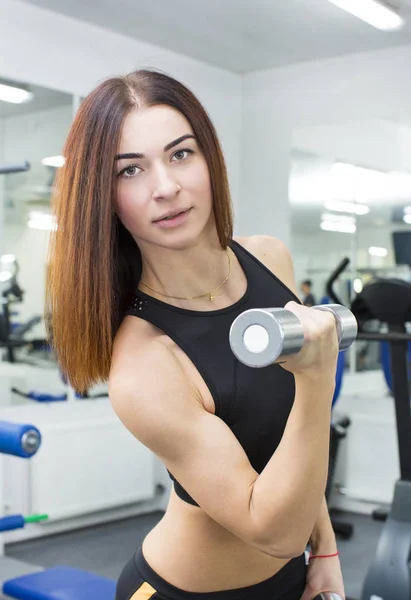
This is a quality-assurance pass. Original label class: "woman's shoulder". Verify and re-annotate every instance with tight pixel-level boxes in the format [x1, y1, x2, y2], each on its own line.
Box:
[234, 234, 290, 257]
[233, 235, 298, 297]
[110, 313, 161, 379]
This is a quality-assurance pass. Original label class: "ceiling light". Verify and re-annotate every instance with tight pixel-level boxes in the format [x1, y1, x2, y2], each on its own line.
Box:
[321, 212, 356, 224]
[331, 162, 356, 176]
[369, 246, 388, 257]
[41, 155, 65, 168]
[328, 0, 404, 31]
[404, 214, 411, 225]
[324, 199, 370, 215]
[0, 83, 33, 104]
[320, 221, 357, 233]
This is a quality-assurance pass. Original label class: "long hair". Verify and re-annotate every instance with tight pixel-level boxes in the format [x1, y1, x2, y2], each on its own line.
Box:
[46, 69, 233, 394]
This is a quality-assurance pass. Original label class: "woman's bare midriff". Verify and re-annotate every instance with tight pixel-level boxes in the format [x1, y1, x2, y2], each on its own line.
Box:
[142, 489, 290, 592]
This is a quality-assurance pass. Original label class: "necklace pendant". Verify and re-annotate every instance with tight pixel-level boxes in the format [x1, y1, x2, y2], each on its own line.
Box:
[209, 293, 214, 302]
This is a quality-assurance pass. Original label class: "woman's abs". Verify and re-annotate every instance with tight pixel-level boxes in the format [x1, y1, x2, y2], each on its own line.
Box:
[142, 487, 290, 593]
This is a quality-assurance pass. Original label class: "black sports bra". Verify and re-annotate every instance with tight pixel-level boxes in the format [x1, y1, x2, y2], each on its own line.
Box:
[125, 239, 300, 506]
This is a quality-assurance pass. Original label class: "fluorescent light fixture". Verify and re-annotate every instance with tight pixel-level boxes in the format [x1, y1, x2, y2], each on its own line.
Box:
[321, 212, 356, 224]
[29, 211, 52, 219]
[328, 0, 404, 31]
[331, 162, 396, 202]
[331, 162, 356, 176]
[320, 221, 357, 233]
[369, 246, 388, 257]
[0, 82, 33, 104]
[0, 254, 16, 264]
[324, 199, 370, 215]
[28, 213, 57, 231]
[404, 214, 411, 225]
[41, 155, 65, 168]
[321, 211, 356, 232]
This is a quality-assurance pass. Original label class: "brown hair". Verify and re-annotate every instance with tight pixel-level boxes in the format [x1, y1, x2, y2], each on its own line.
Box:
[46, 69, 233, 394]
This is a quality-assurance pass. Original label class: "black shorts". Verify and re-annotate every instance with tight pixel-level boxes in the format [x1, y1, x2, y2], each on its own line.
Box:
[116, 546, 307, 600]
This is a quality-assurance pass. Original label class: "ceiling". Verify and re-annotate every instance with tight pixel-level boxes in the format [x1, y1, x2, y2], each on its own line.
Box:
[21, 0, 411, 73]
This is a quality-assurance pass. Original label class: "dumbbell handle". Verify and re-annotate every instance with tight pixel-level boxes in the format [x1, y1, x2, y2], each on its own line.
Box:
[229, 304, 357, 368]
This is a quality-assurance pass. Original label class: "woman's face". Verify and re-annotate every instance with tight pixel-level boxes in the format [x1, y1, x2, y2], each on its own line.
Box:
[114, 104, 214, 250]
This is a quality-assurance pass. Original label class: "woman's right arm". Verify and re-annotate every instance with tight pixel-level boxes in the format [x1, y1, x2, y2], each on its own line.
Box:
[109, 306, 338, 559]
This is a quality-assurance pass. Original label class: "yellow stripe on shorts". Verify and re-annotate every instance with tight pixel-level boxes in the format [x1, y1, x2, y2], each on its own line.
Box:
[129, 581, 157, 600]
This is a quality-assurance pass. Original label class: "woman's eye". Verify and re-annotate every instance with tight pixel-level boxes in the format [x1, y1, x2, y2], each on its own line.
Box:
[172, 149, 192, 161]
[119, 165, 140, 178]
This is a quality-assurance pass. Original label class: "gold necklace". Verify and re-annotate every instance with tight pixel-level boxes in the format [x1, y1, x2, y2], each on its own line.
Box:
[140, 249, 231, 302]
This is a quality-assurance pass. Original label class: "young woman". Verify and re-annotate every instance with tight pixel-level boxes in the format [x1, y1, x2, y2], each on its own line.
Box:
[46, 69, 345, 600]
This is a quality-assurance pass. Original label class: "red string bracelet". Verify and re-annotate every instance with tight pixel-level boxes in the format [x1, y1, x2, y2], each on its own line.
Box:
[309, 551, 339, 560]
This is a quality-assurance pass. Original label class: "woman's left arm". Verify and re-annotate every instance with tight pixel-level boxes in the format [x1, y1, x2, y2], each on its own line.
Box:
[251, 235, 345, 599]
[301, 497, 345, 600]
[309, 496, 337, 555]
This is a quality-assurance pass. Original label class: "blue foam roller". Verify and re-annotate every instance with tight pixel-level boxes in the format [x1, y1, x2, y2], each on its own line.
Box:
[3, 567, 117, 600]
[0, 514, 24, 532]
[0, 421, 41, 458]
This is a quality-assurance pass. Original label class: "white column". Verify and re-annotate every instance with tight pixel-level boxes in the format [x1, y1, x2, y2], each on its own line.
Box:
[236, 108, 292, 248]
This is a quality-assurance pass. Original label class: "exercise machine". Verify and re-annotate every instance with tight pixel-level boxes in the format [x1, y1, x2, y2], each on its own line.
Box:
[0, 420, 116, 599]
[328, 260, 411, 600]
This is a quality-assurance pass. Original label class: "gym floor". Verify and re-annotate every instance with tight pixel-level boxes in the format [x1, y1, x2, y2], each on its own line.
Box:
[7, 509, 383, 600]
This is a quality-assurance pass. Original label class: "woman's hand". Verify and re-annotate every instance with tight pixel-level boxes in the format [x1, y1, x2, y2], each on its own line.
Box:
[300, 555, 345, 600]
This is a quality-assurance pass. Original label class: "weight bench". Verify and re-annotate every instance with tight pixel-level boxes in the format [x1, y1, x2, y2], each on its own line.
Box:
[3, 567, 116, 599]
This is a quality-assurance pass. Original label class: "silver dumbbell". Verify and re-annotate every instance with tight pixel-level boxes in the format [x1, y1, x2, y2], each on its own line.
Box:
[313, 594, 344, 600]
[229, 304, 357, 368]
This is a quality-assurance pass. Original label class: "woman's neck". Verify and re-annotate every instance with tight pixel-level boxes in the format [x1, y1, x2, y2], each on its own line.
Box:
[137, 237, 244, 310]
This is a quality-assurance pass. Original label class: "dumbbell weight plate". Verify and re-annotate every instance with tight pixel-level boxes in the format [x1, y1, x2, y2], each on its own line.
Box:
[229, 307, 305, 368]
[229, 304, 358, 368]
[313, 304, 358, 352]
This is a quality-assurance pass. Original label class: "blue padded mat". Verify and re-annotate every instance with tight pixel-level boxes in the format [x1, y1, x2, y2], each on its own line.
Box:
[3, 566, 116, 600]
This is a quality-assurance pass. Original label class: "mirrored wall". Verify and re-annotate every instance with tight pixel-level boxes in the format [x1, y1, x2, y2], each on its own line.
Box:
[289, 119, 411, 371]
[0, 77, 77, 364]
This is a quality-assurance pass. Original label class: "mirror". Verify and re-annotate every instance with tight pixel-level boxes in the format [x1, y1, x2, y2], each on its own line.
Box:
[0, 77, 74, 365]
[290, 119, 411, 372]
